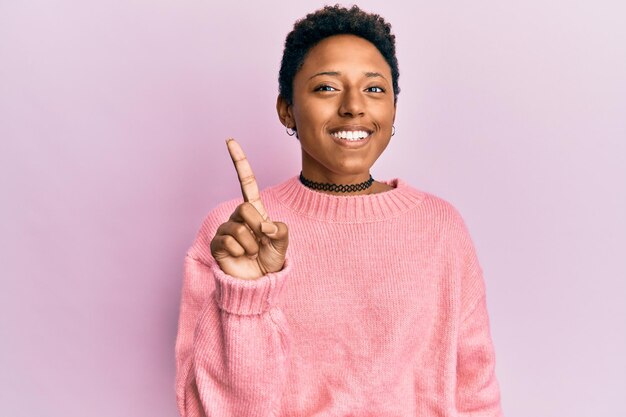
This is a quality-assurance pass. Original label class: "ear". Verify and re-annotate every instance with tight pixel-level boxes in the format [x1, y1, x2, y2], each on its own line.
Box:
[276, 95, 295, 128]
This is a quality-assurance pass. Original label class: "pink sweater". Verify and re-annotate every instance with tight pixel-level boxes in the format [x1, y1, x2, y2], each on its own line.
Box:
[175, 175, 503, 416]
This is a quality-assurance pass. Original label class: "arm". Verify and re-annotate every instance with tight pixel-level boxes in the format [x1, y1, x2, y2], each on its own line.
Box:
[456, 294, 503, 416]
[175, 253, 292, 417]
[454, 214, 504, 416]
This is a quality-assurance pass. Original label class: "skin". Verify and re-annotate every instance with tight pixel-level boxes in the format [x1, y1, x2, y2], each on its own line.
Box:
[210, 138, 289, 280]
[211, 33, 400, 279]
[276, 34, 397, 196]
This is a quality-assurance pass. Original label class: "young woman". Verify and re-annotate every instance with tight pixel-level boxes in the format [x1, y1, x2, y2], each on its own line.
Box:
[175, 5, 503, 416]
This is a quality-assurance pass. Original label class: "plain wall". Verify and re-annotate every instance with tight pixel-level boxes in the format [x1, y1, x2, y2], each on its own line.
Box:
[1, 1, 625, 416]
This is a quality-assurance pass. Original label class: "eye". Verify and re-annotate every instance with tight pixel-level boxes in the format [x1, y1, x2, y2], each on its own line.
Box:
[367, 86, 385, 93]
[314, 84, 337, 92]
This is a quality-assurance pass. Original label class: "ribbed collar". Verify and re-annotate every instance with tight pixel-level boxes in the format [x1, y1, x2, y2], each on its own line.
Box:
[272, 175, 425, 223]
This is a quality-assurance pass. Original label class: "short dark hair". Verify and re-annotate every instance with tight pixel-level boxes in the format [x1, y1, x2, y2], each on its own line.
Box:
[278, 4, 400, 106]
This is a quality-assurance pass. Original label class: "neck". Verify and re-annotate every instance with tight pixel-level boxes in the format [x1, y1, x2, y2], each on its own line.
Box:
[300, 171, 375, 196]
[299, 171, 375, 196]
[301, 159, 375, 196]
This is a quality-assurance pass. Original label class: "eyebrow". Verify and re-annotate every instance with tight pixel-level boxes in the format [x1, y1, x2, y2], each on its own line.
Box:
[308, 71, 388, 81]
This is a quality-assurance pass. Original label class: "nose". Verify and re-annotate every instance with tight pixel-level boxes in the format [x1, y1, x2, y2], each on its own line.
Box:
[338, 87, 365, 117]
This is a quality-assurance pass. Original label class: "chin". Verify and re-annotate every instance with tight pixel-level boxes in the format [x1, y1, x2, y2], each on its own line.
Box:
[329, 163, 374, 176]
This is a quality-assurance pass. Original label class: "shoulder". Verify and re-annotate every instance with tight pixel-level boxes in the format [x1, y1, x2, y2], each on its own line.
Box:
[398, 179, 472, 240]
[398, 179, 464, 221]
[401, 184, 482, 296]
[185, 195, 243, 264]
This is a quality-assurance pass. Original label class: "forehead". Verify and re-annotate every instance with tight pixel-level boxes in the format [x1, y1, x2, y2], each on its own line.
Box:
[298, 34, 391, 77]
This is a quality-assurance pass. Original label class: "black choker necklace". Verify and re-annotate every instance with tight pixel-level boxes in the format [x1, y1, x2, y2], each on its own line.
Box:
[299, 171, 374, 193]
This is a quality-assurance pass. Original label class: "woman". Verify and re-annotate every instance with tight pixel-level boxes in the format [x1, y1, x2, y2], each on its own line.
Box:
[175, 5, 503, 416]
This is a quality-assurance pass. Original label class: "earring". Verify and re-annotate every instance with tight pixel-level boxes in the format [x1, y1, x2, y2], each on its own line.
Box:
[391, 125, 396, 136]
[286, 126, 297, 136]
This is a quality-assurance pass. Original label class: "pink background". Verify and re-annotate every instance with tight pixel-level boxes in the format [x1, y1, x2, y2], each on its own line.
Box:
[1, 1, 625, 416]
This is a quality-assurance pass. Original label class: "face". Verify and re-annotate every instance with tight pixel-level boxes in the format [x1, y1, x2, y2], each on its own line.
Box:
[277, 34, 396, 182]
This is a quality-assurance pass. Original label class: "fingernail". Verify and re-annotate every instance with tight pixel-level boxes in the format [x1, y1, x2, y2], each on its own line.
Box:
[261, 222, 278, 235]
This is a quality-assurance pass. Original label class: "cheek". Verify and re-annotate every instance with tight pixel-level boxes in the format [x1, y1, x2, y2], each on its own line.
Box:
[293, 100, 313, 124]
[373, 102, 395, 122]
[297, 102, 330, 131]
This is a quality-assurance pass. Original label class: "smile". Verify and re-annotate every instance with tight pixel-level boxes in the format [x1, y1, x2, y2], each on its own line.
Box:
[329, 130, 372, 149]
[330, 130, 370, 141]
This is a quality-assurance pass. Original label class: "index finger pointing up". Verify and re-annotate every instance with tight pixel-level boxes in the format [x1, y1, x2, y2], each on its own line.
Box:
[225, 138, 270, 222]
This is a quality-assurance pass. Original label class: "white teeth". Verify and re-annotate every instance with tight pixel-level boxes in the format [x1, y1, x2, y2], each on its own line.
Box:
[331, 130, 370, 141]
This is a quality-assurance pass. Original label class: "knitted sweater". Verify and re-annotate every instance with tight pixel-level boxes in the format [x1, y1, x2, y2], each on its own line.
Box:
[175, 175, 503, 417]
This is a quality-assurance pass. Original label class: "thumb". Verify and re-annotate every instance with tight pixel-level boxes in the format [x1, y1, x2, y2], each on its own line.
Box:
[261, 221, 279, 237]
[261, 221, 288, 246]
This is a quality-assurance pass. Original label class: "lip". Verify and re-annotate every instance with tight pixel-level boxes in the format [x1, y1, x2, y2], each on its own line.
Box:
[328, 125, 374, 149]
[328, 125, 373, 134]
[329, 131, 372, 149]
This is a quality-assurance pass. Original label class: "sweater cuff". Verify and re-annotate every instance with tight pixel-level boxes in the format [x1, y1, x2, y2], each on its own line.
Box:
[210, 256, 292, 315]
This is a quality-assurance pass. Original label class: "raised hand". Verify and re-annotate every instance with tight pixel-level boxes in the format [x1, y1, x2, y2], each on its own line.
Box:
[209, 138, 289, 280]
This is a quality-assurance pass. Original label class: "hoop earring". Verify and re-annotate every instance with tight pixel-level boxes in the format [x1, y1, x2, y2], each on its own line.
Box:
[391, 125, 396, 137]
[286, 126, 297, 136]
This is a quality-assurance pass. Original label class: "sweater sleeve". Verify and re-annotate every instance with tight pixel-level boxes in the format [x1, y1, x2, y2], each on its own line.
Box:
[454, 215, 504, 416]
[456, 294, 503, 416]
[175, 252, 293, 417]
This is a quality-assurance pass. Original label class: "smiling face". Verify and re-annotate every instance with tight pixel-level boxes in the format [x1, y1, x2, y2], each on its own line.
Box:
[277, 34, 396, 185]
